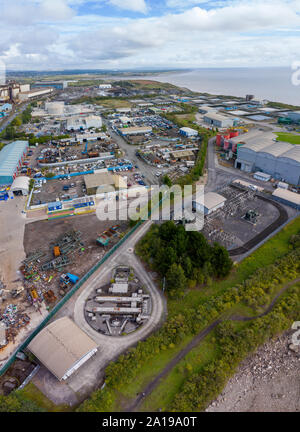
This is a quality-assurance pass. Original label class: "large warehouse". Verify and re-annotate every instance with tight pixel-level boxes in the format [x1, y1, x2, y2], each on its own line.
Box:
[0, 141, 29, 185]
[235, 135, 300, 186]
[203, 113, 235, 128]
[28, 317, 98, 381]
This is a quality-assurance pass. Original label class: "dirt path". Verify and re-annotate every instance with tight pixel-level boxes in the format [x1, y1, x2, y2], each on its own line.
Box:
[126, 277, 300, 412]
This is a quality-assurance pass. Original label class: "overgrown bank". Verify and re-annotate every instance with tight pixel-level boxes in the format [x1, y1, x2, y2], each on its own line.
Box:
[77, 218, 300, 412]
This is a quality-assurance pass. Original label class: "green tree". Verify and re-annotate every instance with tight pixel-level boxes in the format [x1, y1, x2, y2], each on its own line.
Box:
[211, 243, 233, 277]
[165, 263, 187, 297]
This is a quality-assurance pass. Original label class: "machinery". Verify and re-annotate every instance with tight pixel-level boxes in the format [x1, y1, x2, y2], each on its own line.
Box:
[244, 209, 259, 224]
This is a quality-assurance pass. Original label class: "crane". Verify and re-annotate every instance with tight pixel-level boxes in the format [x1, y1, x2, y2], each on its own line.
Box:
[81, 140, 88, 155]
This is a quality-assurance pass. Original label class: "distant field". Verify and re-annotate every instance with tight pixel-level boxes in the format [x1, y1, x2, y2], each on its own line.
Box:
[276, 132, 300, 144]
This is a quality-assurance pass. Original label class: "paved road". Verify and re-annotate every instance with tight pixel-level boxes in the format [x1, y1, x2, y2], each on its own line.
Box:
[127, 276, 300, 412]
[105, 119, 159, 186]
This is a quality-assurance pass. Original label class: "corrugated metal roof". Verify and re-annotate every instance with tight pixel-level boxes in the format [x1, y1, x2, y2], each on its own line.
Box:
[272, 188, 300, 205]
[259, 141, 293, 157]
[0, 141, 28, 179]
[280, 146, 300, 163]
[28, 317, 98, 381]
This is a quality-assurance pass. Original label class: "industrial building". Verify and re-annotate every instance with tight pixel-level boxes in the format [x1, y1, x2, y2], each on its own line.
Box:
[193, 192, 227, 215]
[99, 84, 112, 89]
[66, 115, 102, 131]
[118, 126, 152, 136]
[287, 111, 300, 123]
[10, 176, 30, 196]
[32, 81, 68, 90]
[235, 133, 300, 185]
[0, 141, 29, 185]
[0, 83, 30, 102]
[272, 188, 300, 210]
[84, 172, 127, 195]
[203, 113, 235, 128]
[179, 127, 198, 137]
[18, 87, 53, 101]
[27, 317, 98, 381]
[75, 132, 108, 143]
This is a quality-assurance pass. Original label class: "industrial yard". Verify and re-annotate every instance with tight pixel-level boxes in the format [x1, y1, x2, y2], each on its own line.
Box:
[85, 266, 151, 336]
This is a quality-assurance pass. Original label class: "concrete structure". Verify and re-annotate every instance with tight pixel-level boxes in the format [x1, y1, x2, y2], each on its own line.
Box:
[203, 113, 235, 128]
[118, 126, 152, 136]
[18, 87, 53, 101]
[10, 176, 30, 196]
[66, 115, 102, 131]
[272, 188, 300, 210]
[193, 192, 227, 215]
[179, 127, 198, 137]
[0, 141, 29, 185]
[0, 83, 30, 102]
[235, 132, 300, 185]
[44, 101, 65, 115]
[28, 317, 98, 381]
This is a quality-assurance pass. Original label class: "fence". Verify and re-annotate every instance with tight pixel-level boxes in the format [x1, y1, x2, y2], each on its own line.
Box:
[0, 193, 164, 377]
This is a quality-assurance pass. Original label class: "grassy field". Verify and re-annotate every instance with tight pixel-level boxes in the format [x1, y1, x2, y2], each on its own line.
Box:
[140, 281, 300, 411]
[276, 132, 300, 144]
[19, 383, 71, 412]
[114, 217, 300, 411]
[139, 333, 218, 412]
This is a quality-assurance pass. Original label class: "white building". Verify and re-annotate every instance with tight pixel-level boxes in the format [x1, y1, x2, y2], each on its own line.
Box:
[99, 84, 112, 89]
[10, 176, 30, 196]
[204, 113, 235, 128]
[179, 127, 198, 137]
[66, 115, 102, 131]
[18, 87, 53, 101]
[193, 192, 227, 215]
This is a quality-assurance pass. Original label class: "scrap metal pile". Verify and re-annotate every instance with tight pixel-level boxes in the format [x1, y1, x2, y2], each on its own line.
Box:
[0, 304, 30, 346]
[20, 230, 84, 305]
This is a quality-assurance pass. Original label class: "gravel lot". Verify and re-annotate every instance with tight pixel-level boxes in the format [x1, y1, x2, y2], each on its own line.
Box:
[206, 331, 300, 412]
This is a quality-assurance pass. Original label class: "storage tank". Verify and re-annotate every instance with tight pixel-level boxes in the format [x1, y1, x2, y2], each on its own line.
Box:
[224, 140, 231, 150]
[229, 130, 239, 138]
[216, 134, 222, 146]
[45, 101, 64, 115]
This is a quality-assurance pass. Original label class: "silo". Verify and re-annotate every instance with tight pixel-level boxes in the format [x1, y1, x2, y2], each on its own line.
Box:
[230, 130, 239, 138]
[216, 134, 222, 146]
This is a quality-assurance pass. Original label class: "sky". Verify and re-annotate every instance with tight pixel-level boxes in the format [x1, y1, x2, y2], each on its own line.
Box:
[1, 0, 300, 70]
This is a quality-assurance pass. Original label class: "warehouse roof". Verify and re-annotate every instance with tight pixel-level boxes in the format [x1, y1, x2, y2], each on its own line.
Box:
[195, 192, 227, 210]
[10, 176, 30, 192]
[84, 173, 127, 190]
[259, 141, 293, 157]
[0, 141, 28, 180]
[272, 188, 300, 205]
[28, 317, 98, 381]
[280, 146, 300, 163]
[204, 112, 231, 122]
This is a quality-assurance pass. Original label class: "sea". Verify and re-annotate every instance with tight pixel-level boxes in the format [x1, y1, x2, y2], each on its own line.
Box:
[122, 67, 300, 106]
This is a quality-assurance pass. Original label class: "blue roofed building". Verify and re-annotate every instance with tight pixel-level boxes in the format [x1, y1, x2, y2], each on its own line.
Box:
[0, 141, 29, 185]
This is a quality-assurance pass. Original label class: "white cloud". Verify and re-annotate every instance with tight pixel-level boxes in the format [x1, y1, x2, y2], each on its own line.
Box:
[109, 0, 148, 13]
[1, 0, 300, 69]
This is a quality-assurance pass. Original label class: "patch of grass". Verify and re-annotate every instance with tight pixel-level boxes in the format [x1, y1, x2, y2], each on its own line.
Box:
[139, 333, 217, 412]
[116, 336, 194, 404]
[276, 132, 300, 145]
[19, 383, 71, 412]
